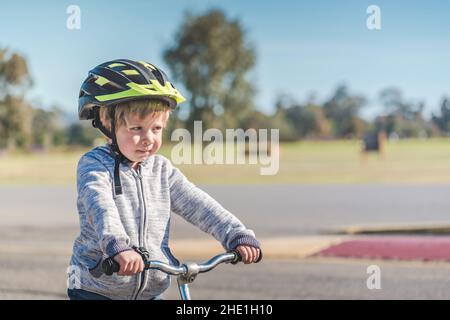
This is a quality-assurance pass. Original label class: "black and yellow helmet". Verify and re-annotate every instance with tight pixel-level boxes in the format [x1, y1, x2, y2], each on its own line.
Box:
[78, 59, 185, 196]
[78, 59, 185, 120]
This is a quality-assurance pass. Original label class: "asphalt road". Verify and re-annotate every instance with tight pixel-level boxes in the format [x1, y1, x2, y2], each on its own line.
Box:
[2, 184, 450, 299]
[2, 250, 450, 300]
[2, 184, 450, 237]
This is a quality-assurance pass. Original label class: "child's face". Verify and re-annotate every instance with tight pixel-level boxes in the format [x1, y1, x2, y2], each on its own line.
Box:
[115, 112, 167, 163]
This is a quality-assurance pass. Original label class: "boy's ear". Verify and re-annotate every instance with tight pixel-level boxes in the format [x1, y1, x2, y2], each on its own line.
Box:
[98, 112, 112, 132]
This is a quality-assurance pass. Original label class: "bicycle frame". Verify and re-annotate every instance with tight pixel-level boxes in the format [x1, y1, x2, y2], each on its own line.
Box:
[177, 267, 195, 300]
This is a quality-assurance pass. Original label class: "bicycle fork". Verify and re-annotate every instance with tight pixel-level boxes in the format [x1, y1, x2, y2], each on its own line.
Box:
[176, 262, 200, 300]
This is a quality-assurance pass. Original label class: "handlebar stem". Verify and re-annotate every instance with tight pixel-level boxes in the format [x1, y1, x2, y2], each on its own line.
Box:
[181, 262, 200, 283]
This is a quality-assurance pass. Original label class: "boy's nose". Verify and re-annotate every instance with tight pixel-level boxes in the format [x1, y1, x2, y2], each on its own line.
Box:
[142, 131, 155, 145]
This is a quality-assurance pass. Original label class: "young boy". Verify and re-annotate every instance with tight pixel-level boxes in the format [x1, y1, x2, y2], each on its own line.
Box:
[68, 59, 261, 300]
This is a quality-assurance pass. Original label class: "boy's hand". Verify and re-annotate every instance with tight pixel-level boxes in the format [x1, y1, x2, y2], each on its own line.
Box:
[113, 250, 145, 276]
[236, 245, 261, 264]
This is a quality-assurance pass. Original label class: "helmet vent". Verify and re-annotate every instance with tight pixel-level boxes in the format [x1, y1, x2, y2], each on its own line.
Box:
[152, 69, 165, 86]
[86, 75, 97, 84]
[102, 81, 122, 90]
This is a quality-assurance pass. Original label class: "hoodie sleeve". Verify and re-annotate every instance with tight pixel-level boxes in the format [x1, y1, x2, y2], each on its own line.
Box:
[166, 159, 260, 250]
[77, 154, 133, 257]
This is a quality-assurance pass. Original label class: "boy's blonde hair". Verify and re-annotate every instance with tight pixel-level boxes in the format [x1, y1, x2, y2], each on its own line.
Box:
[99, 99, 171, 132]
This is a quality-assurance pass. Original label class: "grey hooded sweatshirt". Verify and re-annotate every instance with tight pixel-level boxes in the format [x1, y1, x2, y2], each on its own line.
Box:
[68, 144, 260, 300]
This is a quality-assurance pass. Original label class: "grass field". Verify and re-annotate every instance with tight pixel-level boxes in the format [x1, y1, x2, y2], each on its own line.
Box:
[2, 138, 450, 185]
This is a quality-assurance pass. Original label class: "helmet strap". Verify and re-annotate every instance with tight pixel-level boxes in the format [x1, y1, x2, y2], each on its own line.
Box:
[113, 153, 123, 196]
[92, 107, 113, 140]
[110, 108, 124, 196]
[92, 106, 131, 196]
[109, 108, 120, 154]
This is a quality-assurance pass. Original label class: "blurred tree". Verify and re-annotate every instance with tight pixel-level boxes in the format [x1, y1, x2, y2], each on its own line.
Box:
[164, 9, 256, 132]
[0, 49, 32, 91]
[241, 94, 325, 141]
[31, 106, 67, 149]
[66, 122, 102, 147]
[432, 97, 450, 135]
[273, 95, 312, 139]
[323, 85, 367, 138]
[379, 87, 418, 121]
[377, 87, 430, 138]
[285, 105, 326, 138]
[306, 103, 333, 139]
[0, 49, 33, 150]
[0, 95, 33, 149]
[239, 109, 297, 142]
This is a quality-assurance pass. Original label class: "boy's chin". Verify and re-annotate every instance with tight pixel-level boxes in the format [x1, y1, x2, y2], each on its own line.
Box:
[132, 151, 154, 161]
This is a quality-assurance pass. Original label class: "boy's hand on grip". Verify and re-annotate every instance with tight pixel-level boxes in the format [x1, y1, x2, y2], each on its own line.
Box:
[113, 250, 145, 276]
[235, 245, 261, 264]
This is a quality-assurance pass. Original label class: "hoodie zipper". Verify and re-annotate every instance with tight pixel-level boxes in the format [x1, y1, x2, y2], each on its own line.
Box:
[132, 166, 149, 300]
[97, 147, 148, 300]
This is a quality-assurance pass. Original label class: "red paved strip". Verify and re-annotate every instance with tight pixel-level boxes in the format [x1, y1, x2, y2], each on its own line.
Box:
[315, 236, 450, 261]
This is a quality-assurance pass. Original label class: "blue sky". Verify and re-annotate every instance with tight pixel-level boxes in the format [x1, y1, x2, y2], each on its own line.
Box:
[1, 0, 449, 120]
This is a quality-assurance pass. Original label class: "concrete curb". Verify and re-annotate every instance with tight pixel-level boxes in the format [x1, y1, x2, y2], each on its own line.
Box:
[170, 236, 347, 260]
[326, 223, 450, 235]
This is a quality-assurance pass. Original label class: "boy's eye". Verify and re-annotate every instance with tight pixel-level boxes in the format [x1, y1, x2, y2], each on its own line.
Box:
[130, 127, 141, 131]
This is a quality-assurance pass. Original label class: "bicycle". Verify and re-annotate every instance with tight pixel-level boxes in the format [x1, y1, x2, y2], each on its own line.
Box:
[101, 247, 260, 300]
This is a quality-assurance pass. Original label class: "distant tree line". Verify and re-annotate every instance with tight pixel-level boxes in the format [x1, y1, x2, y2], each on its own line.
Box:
[1, 9, 449, 152]
[269, 86, 447, 141]
[0, 47, 101, 151]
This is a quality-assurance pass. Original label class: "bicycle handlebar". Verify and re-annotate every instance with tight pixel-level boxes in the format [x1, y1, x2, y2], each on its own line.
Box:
[101, 249, 243, 276]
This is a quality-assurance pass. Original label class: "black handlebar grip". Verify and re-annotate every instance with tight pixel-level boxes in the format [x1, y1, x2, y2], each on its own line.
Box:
[102, 257, 120, 275]
[256, 249, 263, 263]
[230, 250, 242, 264]
[230, 248, 263, 264]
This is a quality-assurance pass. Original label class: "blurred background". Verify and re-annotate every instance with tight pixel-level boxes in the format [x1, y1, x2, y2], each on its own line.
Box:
[1, 0, 450, 299]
